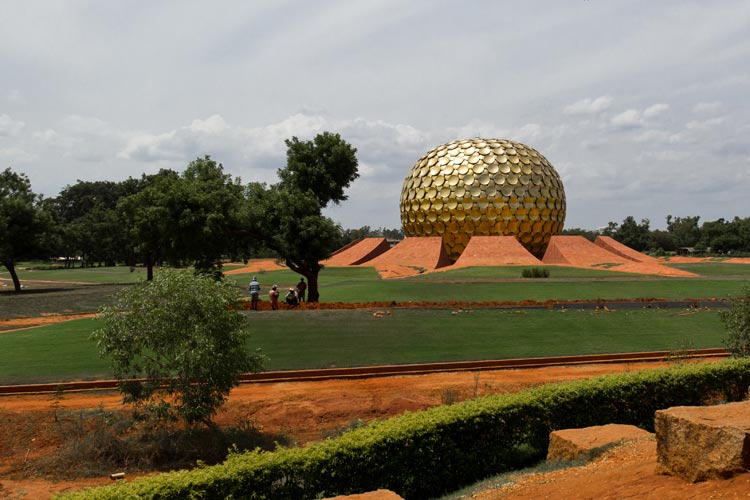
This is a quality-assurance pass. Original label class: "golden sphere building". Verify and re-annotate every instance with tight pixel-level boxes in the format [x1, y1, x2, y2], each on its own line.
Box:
[400, 138, 566, 261]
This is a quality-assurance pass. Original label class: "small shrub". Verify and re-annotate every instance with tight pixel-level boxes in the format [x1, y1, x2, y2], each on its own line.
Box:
[521, 267, 550, 278]
[721, 286, 750, 357]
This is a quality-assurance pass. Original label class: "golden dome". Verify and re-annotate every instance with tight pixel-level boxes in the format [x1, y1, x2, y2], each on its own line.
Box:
[400, 138, 566, 261]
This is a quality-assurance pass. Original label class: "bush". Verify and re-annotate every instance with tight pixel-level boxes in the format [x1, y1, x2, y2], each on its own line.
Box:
[92, 269, 265, 427]
[721, 286, 750, 357]
[521, 267, 550, 278]
[56, 359, 750, 500]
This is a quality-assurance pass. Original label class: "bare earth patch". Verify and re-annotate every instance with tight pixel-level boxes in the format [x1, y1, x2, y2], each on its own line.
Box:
[0, 359, 734, 500]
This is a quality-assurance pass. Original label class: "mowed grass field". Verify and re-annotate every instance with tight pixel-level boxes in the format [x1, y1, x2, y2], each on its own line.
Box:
[0, 307, 725, 385]
[1, 261, 748, 385]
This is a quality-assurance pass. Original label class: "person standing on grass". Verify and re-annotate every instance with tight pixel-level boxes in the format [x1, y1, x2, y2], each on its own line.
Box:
[249, 276, 261, 310]
[269, 284, 279, 310]
[296, 278, 307, 302]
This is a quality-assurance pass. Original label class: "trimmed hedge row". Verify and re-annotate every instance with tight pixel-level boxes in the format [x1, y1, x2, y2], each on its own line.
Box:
[57, 359, 750, 500]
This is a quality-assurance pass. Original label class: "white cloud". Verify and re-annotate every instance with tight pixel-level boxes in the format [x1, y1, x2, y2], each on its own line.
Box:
[610, 109, 642, 129]
[643, 103, 669, 118]
[563, 96, 612, 115]
[0, 114, 25, 136]
[685, 117, 727, 130]
[692, 101, 723, 115]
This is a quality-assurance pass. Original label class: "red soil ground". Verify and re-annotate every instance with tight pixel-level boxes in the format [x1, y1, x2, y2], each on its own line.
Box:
[362, 237, 452, 278]
[0, 359, 730, 500]
[322, 238, 391, 266]
[451, 236, 542, 268]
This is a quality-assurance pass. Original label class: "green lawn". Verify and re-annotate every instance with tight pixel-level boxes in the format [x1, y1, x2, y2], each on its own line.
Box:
[0, 307, 725, 385]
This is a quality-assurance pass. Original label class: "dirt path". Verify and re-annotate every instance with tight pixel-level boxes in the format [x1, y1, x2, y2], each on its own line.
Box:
[0, 359, 726, 500]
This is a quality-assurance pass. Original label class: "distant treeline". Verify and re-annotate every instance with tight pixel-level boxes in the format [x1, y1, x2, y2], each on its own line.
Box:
[563, 215, 750, 255]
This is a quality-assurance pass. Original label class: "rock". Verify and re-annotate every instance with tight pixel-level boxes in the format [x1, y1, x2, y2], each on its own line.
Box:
[655, 400, 750, 482]
[323, 490, 404, 500]
[547, 423, 653, 462]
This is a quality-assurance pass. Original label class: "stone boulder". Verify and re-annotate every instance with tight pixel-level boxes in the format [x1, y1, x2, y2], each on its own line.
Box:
[655, 400, 750, 482]
[323, 490, 404, 500]
[547, 423, 653, 462]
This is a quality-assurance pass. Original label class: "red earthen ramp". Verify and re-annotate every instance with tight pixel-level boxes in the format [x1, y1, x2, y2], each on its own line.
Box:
[543, 236, 697, 277]
[362, 237, 451, 279]
[452, 236, 542, 268]
[594, 236, 659, 263]
[323, 238, 390, 266]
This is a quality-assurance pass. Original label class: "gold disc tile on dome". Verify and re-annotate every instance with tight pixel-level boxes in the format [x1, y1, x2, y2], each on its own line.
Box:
[520, 174, 530, 184]
[484, 154, 497, 164]
[469, 186, 482, 197]
[478, 174, 490, 185]
[463, 173, 475, 185]
[427, 157, 437, 167]
[500, 186, 514, 197]
[433, 175, 445, 186]
[446, 199, 458, 210]
[521, 156, 531, 165]
[426, 187, 437, 198]
[474, 141, 488, 148]
[429, 165, 441, 176]
[454, 186, 466, 197]
[437, 157, 449, 166]
[427, 211, 438, 222]
[497, 154, 508, 163]
[434, 220, 445, 232]
[420, 166, 430, 177]
[468, 154, 481, 164]
[514, 186, 526, 197]
[447, 174, 459, 186]
[439, 210, 451, 222]
[453, 209, 466, 221]
[509, 156, 520, 165]
[478, 146, 491, 155]
[510, 163, 521, 174]
[446, 143, 459, 150]
[457, 164, 470, 175]
[420, 176, 431, 187]
[439, 186, 452, 197]
[487, 163, 499, 174]
[521, 164, 532, 175]
[462, 199, 473, 210]
[463, 146, 476, 156]
[472, 162, 485, 174]
[432, 199, 444, 210]
[493, 147, 505, 156]
[485, 186, 497, 197]
[499, 163, 511, 174]
[506, 148, 517, 155]
[507, 174, 518, 185]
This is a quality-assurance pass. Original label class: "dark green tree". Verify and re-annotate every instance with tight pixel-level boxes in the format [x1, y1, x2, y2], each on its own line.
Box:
[249, 132, 359, 302]
[666, 215, 701, 248]
[118, 170, 179, 280]
[166, 156, 246, 277]
[0, 168, 52, 292]
[613, 216, 651, 251]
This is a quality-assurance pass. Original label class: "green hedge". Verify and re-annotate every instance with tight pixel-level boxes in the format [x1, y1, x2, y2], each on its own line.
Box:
[57, 359, 750, 500]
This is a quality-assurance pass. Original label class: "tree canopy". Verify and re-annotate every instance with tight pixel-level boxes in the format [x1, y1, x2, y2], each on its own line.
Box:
[253, 132, 359, 302]
[0, 168, 52, 292]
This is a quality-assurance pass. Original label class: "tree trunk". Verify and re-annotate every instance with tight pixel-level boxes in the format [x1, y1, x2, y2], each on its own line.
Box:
[3, 260, 22, 292]
[146, 255, 154, 281]
[306, 271, 320, 303]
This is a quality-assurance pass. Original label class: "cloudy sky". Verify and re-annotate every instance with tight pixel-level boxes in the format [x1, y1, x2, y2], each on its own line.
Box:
[2, 1, 749, 230]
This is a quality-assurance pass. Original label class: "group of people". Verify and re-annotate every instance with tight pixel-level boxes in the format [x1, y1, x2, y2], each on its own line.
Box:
[248, 276, 307, 310]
